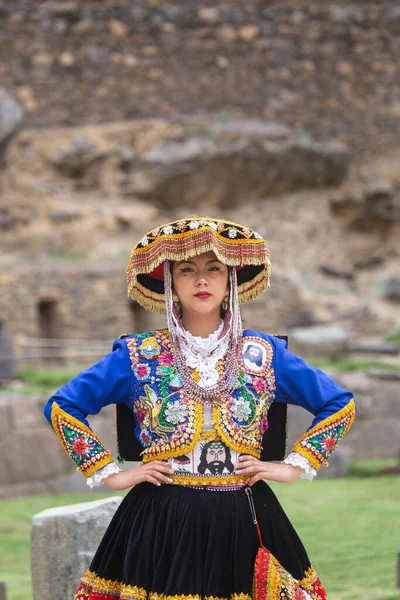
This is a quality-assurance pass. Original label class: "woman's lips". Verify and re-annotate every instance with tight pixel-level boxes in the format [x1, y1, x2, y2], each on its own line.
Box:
[195, 292, 211, 299]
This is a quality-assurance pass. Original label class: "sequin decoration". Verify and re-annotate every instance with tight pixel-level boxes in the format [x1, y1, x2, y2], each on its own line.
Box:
[75, 569, 257, 600]
[126, 330, 279, 462]
[292, 398, 356, 470]
[252, 547, 327, 600]
[51, 402, 113, 478]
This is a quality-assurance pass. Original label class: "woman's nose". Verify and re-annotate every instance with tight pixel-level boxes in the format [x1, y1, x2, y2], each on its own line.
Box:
[196, 274, 209, 286]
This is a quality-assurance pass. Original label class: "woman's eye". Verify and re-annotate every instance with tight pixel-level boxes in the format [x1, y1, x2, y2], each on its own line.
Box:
[180, 267, 194, 273]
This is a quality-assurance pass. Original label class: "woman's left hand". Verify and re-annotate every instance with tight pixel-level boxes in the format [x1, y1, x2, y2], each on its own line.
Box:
[235, 455, 304, 486]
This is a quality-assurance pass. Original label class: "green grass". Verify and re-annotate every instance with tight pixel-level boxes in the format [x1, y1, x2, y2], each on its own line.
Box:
[0, 366, 82, 395]
[345, 458, 399, 477]
[312, 358, 400, 372]
[384, 331, 400, 346]
[1, 479, 399, 600]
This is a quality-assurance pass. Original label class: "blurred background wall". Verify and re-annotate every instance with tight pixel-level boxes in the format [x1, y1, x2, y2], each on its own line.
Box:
[0, 1, 399, 497]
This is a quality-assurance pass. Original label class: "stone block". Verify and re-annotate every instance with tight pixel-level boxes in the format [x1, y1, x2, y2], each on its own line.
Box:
[288, 324, 349, 359]
[0, 397, 11, 437]
[31, 497, 123, 600]
[2, 426, 71, 484]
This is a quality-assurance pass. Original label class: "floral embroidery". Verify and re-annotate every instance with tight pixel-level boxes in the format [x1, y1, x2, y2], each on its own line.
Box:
[292, 399, 356, 470]
[253, 377, 267, 394]
[228, 228, 237, 238]
[164, 400, 189, 425]
[134, 363, 151, 380]
[51, 402, 112, 478]
[163, 225, 174, 234]
[159, 351, 174, 366]
[141, 236, 149, 246]
[253, 231, 262, 239]
[231, 397, 252, 422]
[189, 220, 200, 229]
[208, 221, 218, 230]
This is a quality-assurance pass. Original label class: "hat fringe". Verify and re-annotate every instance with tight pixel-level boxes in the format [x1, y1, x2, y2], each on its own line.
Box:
[127, 217, 271, 313]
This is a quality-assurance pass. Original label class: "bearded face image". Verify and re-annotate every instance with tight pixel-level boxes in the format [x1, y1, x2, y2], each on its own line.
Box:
[197, 441, 234, 475]
[243, 344, 264, 368]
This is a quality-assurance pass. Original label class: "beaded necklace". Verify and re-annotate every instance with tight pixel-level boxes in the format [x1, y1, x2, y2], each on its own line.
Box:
[164, 261, 243, 404]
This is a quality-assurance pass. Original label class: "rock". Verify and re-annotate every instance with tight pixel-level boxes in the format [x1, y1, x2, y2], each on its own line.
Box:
[288, 324, 349, 359]
[319, 265, 354, 280]
[41, 1, 80, 21]
[0, 86, 24, 147]
[336, 61, 354, 77]
[31, 497, 123, 600]
[108, 19, 128, 37]
[216, 55, 229, 69]
[378, 276, 400, 302]
[135, 125, 350, 209]
[17, 86, 37, 112]
[48, 208, 83, 223]
[384, 7, 400, 34]
[50, 138, 108, 177]
[348, 342, 399, 355]
[216, 25, 237, 42]
[366, 368, 400, 381]
[363, 180, 393, 200]
[238, 24, 260, 41]
[0, 320, 17, 380]
[1, 426, 71, 485]
[198, 7, 220, 24]
[59, 52, 76, 68]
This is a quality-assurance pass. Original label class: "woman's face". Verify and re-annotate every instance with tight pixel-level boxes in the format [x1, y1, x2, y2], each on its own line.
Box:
[171, 251, 229, 318]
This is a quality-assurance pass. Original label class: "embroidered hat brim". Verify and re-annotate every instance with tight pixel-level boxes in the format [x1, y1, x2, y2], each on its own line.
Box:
[126, 216, 271, 313]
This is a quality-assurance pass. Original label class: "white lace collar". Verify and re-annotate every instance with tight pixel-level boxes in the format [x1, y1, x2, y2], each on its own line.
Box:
[176, 321, 230, 389]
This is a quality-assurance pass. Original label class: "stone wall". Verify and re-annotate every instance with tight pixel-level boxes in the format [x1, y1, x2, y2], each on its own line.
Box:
[1, 369, 398, 498]
[0, 262, 166, 345]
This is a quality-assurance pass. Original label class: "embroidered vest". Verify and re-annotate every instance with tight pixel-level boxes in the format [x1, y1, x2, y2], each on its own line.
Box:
[122, 329, 277, 463]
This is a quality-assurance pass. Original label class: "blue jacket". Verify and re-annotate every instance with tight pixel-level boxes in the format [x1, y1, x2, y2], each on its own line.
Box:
[44, 329, 356, 478]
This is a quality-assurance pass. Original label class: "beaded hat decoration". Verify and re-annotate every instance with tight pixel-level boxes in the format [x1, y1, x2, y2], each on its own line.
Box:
[126, 216, 271, 313]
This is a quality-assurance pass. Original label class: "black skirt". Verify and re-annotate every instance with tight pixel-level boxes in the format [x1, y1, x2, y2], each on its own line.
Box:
[74, 482, 327, 600]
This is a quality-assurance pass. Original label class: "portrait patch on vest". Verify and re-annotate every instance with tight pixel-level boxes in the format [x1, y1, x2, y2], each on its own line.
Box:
[242, 338, 273, 375]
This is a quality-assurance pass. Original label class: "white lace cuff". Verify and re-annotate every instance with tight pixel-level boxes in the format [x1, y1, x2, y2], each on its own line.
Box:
[283, 452, 317, 481]
[86, 462, 121, 489]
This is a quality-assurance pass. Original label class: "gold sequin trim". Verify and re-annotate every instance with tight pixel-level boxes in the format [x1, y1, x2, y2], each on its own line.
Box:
[299, 565, 318, 591]
[170, 472, 250, 487]
[142, 400, 204, 463]
[212, 404, 261, 459]
[292, 398, 356, 470]
[51, 402, 113, 478]
[79, 570, 252, 600]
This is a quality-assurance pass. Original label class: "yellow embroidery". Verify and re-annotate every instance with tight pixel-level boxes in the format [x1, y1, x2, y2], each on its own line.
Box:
[292, 398, 356, 470]
[212, 404, 262, 460]
[299, 565, 318, 590]
[78, 570, 252, 600]
[142, 400, 204, 463]
[51, 402, 113, 478]
[169, 472, 250, 487]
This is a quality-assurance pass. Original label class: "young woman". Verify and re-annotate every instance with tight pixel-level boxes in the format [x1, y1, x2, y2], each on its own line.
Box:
[44, 216, 356, 600]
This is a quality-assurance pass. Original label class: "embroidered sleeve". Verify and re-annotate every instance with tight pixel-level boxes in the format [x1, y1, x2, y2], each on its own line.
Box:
[44, 339, 132, 478]
[51, 402, 113, 477]
[291, 399, 355, 470]
[272, 336, 356, 470]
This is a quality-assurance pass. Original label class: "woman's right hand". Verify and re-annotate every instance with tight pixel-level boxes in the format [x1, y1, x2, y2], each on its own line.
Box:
[103, 461, 174, 490]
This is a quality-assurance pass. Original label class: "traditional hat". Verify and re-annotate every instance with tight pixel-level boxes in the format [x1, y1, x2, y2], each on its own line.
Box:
[126, 216, 271, 313]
